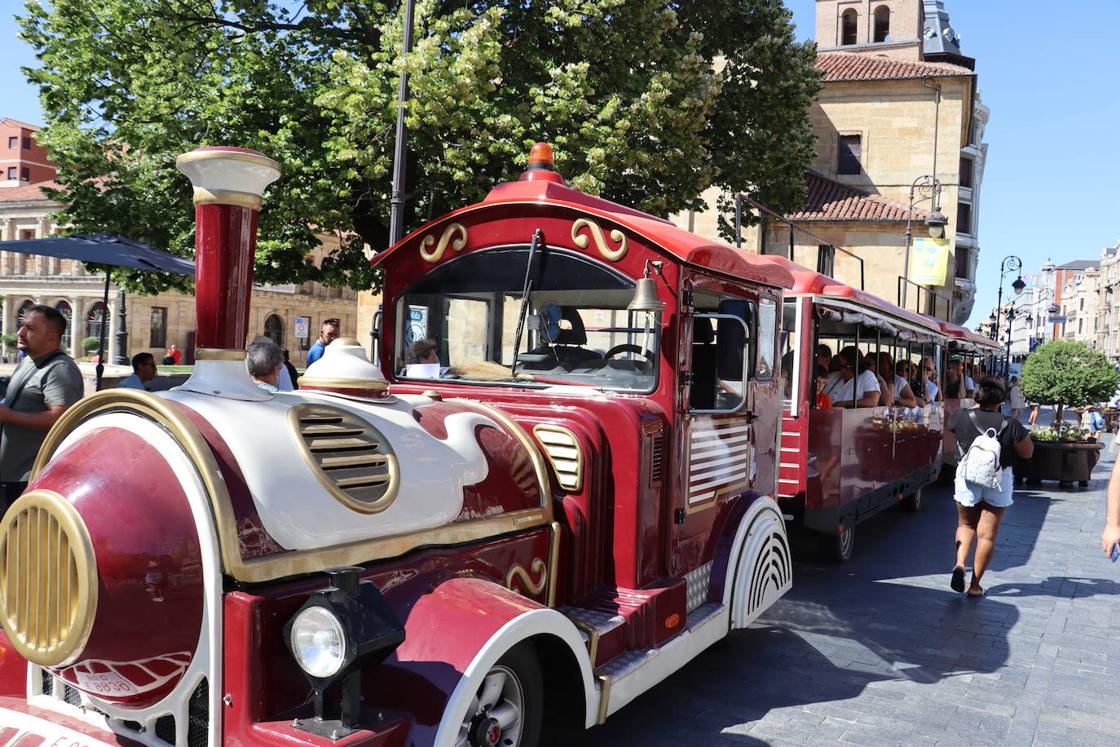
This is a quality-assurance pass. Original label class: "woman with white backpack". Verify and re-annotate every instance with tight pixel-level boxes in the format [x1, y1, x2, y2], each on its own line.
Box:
[948, 378, 1034, 597]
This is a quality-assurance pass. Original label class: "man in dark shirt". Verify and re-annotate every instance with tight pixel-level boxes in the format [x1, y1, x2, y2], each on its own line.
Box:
[0, 305, 84, 509]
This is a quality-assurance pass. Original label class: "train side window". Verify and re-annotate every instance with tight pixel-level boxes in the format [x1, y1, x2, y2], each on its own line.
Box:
[757, 297, 777, 380]
[690, 312, 750, 413]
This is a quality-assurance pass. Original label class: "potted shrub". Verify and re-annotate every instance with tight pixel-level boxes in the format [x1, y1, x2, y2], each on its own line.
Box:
[81, 336, 102, 361]
[1019, 340, 1119, 487]
[0, 334, 16, 363]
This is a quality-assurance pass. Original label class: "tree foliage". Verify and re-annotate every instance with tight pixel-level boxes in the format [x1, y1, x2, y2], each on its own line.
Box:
[19, 0, 821, 293]
[1021, 340, 1119, 408]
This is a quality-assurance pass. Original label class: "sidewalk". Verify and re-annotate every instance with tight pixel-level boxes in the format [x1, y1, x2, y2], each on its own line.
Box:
[587, 439, 1120, 746]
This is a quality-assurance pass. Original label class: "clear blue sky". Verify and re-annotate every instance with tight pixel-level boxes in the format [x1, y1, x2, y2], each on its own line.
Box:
[3, 0, 1118, 328]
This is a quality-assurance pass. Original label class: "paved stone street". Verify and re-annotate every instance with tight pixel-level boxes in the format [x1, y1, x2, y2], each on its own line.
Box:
[587, 437, 1120, 746]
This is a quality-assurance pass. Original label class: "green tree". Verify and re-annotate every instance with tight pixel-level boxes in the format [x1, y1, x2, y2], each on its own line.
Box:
[1021, 340, 1119, 438]
[19, 0, 821, 292]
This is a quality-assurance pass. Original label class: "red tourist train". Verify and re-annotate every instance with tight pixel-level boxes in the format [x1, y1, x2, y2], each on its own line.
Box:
[0, 145, 796, 746]
[0, 143, 964, 745]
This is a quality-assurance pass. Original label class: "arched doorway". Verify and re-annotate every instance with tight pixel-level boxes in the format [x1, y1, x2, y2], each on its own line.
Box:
[55, 300, 73, 354]
[264, 314, 284, 348]
[873, 5, 890, 43]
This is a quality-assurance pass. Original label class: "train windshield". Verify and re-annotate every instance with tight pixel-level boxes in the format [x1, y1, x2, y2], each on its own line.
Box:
[395, 246, 659, 392]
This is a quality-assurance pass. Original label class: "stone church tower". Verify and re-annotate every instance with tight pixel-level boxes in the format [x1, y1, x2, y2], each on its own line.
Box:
[815, 0, 973, 69]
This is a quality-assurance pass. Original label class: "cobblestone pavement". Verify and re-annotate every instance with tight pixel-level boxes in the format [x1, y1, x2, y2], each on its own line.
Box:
[586, 438, 1120, 746]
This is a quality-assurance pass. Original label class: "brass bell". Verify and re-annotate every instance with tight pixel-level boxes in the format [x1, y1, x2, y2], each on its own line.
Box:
[628, 276, 665, 313]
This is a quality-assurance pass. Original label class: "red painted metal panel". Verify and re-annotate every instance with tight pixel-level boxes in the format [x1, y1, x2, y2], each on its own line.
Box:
[193, 203, 258, 349]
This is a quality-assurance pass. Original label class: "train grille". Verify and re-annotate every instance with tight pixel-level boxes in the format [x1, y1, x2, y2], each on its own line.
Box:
[0, 490, 97, 667]
[533, 426, 583, 492]
[291, 404, 400, 513]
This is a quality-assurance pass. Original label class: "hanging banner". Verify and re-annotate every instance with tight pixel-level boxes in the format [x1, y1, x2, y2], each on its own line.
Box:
[910, 237, 951, 285]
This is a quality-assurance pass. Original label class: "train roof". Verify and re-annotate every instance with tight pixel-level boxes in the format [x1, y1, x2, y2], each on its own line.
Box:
[939, 321, 1002, 351]
[372, 155, 795, 290]
[751, 253, 943, 335]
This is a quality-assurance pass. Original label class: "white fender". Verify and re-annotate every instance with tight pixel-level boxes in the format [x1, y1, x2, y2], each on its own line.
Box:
[722, 495, 793, 629]
[434, 608, 598, 746]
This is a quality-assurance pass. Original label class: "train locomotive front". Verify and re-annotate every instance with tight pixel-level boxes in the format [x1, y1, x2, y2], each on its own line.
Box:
[0, 144, 795, 746]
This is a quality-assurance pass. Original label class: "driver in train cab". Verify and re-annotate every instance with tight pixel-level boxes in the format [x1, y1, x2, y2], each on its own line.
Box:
[822, 346, 880, 408]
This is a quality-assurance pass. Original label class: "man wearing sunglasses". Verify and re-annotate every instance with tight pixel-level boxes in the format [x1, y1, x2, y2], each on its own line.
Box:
[306, 318, 341, 367]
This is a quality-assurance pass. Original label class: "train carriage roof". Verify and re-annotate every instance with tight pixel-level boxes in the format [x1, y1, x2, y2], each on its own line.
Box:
[940, 321, 1002, 352]
[750, 253, 943, 336]
[371, 152, 795, 291]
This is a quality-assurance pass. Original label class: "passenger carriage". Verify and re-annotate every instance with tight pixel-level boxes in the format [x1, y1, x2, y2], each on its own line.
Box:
[760, 257, 946, 562]
[0, 145, 796, 746]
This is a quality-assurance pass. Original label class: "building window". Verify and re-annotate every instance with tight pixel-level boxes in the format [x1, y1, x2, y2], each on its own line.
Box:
[149, 306, 168, 347]
[873, 6, 890, 42]
[955, 248, 970, 279]
[5, 167, 15, 180]
[960, 157, 973, 188]
[956, 202, 972, 235]
[837, 135, 862, 175]
[841, 9, 858, 45]
[20, 167, 29, 181]
[264, 313, 284, 347]
[6, 137, 15, 149]
[55, 301, 72, 353]
[21, 137, 30, 150]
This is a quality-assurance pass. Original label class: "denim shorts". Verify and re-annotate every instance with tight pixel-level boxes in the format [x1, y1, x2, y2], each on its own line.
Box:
[954, 466, 1014, 508]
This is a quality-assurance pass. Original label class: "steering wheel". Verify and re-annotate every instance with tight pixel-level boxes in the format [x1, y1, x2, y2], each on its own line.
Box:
[603, 344, 655, 371]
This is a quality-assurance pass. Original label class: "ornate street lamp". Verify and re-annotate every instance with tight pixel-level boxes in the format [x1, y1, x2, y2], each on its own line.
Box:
[901, 175, 944, 309]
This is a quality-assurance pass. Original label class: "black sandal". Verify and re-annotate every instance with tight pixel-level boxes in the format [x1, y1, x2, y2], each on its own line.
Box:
[951, 566, 966, 593]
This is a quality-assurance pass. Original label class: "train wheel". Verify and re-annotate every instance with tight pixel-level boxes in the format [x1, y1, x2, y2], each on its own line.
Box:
[457, 643, 543, 747]
[902, 488, 923, 512]
[821, 524, 855, 563]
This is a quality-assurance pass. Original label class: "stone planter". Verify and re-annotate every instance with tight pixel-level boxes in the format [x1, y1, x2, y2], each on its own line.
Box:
[1016, 441, 1104, 488]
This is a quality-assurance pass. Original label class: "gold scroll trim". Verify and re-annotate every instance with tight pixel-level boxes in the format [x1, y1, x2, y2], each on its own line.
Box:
[572, 218, 628, 261]
[420, 222, 468, 263]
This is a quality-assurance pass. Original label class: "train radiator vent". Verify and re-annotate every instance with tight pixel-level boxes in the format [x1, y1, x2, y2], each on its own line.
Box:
[291, 404, 400, 514]
[188, 678, 209, 747]
[533, 425, 583, 492]
[649, 432, 665, 485]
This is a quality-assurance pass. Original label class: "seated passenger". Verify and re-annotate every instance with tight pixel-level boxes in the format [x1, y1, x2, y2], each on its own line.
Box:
[896, 360, 927, 407]
[814, 365, 832, 409]
[878, 352, 918, 407]
[823, 346, 880, 408]
[943, 357, 974, 399]
[863, 354, 893, 407]
[922, 356, 942, 402]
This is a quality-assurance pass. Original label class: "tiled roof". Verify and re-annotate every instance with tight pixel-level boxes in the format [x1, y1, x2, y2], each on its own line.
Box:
[0, 117, 42, 131]
[817, 52, 972, 82]
[787, 172, 928, 223]
[0, 181, 63, 203]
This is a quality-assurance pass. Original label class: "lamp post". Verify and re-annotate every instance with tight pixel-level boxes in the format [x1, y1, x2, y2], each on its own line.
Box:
[991, 255, 1025, 368]
[901, 175, 948, 310]
[388, 0, 417, 247]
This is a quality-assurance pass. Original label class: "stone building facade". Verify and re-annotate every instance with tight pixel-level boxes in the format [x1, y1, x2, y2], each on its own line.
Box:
[674, 0, 986, 324]
[0, 122, 364, 366]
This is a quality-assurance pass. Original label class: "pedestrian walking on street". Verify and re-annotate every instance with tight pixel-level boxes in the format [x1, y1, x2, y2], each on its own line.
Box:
[1008, 376, 1025, 420]
[1103, 458, 1120, 560]
[948, 377, 1035, 597]
[0, 305, 84, 511]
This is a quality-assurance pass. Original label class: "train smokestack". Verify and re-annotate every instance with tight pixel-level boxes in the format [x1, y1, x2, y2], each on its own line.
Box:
[176, 147, 281, 348]
[175, 147, 281, 399]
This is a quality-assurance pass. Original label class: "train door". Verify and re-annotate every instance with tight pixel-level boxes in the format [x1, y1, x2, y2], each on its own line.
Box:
[669, 274, 771, 575]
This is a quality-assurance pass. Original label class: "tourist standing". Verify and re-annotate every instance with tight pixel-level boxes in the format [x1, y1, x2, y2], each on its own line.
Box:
[0, 306, 84, 510]
[1103, 459, 1120, 559]
[306, 318, 340, 366]
[1008, 376, 1026, 420]
[948, 378, 1034, 597]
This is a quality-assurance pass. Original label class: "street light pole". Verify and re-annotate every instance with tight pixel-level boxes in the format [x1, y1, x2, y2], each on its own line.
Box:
[388, 0, 417, 248]
[994, 255, 1025, 378]
[901, 175, 947, 311]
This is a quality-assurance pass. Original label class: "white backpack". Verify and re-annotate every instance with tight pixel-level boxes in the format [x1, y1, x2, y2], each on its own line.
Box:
[958, 410, 1006, 490]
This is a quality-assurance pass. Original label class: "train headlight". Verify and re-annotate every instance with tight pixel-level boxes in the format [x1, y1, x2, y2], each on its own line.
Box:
[290, 606, 347, 679]
[284, 566, 406, 735]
